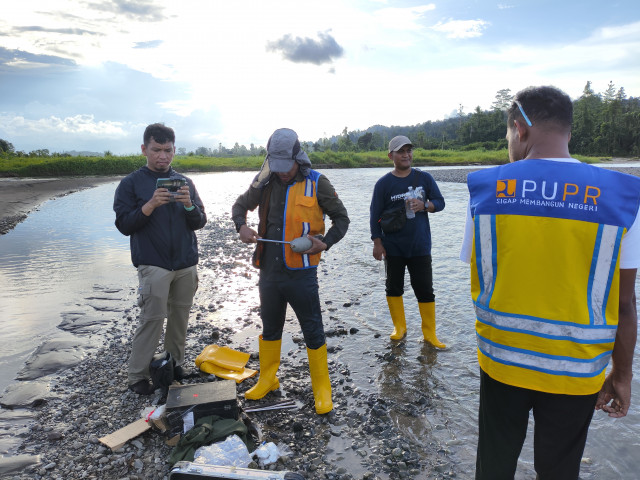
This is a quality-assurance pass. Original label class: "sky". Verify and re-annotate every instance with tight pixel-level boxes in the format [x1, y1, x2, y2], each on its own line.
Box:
[1, 0, 639, 155]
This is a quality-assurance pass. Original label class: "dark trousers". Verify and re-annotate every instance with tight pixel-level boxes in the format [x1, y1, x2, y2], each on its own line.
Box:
[384, 255, 434, 302]
[259, 268, 325, 349]
[476, 369, 598, 480]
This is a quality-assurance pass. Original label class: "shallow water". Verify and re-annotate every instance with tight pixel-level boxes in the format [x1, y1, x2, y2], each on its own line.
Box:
[0, 183, 135, 390]
[0, 168, 639, 477]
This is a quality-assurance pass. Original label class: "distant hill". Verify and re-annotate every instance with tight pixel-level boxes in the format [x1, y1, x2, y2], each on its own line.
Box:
[63, 150, 103, 157]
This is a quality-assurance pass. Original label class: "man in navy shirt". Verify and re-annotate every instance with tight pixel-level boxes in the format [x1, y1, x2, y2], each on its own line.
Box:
[370, 136, 446, 347]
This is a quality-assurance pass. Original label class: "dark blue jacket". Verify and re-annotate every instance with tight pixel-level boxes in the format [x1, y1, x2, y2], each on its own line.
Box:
[114, 166, 207, 269]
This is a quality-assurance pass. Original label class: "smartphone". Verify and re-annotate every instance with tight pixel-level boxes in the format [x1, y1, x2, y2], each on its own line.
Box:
[156, 178, 186, 193]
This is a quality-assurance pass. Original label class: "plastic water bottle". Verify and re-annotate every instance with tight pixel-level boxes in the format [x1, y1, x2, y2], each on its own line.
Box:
[405, 186, 416, 219]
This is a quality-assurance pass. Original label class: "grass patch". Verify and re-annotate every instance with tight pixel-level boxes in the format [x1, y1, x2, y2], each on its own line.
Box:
[0, 150, 611, 177]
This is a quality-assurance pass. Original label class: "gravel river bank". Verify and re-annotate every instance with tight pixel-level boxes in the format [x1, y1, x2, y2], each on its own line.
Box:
[1, 164, 639, 480]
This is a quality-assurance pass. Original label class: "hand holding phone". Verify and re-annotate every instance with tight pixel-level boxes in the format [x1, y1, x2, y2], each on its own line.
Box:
[156, 178, 186, 202]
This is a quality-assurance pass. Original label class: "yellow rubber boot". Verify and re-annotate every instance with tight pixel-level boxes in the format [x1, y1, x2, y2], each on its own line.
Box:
[419, 302, 446, 349]
[307, 344, 333, 414]
[245, 336, 281, 400]
[386, 296, 407, 340]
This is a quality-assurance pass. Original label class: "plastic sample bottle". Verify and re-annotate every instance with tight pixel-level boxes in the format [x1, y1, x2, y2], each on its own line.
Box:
[405, 186, 416, 219]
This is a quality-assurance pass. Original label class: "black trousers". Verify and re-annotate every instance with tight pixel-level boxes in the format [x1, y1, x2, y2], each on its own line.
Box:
[384, 254, 434, 302]
[259, 268, 325, 350]
[476, 369, 598, 480]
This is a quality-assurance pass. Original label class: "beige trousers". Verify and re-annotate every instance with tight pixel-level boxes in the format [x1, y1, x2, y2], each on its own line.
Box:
[128, 265, 198, 384]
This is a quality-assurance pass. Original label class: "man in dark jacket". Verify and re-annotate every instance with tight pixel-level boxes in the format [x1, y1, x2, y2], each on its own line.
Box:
[114, 123, 207, 395]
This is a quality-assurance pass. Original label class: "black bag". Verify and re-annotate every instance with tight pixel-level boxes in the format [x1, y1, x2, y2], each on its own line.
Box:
[379, 203, 406, 234]
[379, 169, 423, 234]
[149, 351, 175, 396]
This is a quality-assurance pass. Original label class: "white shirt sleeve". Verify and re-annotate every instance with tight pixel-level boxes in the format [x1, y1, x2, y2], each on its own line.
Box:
[460, 202, 473, 264]
[620, 206, 640, 269]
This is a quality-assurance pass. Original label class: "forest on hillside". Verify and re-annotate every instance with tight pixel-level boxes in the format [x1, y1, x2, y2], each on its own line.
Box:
[1, 81, 638, 158]
[315, 81, 639, 157]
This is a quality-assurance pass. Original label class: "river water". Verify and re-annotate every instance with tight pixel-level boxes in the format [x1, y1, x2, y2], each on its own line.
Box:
[0, 167, 639, 478]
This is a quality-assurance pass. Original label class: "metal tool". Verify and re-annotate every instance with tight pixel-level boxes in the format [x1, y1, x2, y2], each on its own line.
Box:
[256, 238, 289, 244]
[257, 236, 312, 253]
[243, 400, 298, 413]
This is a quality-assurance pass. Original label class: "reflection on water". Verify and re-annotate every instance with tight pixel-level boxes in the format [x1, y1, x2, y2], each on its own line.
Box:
[0, 169, 639, 478]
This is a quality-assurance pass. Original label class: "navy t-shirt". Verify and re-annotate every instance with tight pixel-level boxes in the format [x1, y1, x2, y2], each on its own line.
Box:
[369, 168, 445, 257]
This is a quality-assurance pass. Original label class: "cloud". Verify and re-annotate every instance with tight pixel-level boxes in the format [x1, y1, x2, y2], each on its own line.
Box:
[431, 19, 489, 39]
[0, 60, 188, 117]
[482, 20, 640, 76]
[134, 40, 163, 49]
[0, 113, 135, 153]
[1, 114, 125, 135]
[0, 60, 194, 153]
[0, 109, 227, 155]
[12, 26, 102, 36]
[0, 47, 76, 68]
[86, 0, 168, 22]
[266, 31, 344, 65]
[372, 4, 436, 29]
[590, 20, 640, 42]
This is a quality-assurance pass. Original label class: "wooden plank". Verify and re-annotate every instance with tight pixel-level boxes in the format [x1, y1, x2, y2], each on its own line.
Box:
[99, 418, 151, 450]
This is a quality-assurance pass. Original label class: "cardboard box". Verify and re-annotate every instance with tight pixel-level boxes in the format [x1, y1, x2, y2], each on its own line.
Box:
[165, 380, 238, 436]
[149, 413, 171, 433]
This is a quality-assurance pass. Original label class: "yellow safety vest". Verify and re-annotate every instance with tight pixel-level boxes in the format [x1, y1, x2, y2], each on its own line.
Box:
[468, 159, 640, 395]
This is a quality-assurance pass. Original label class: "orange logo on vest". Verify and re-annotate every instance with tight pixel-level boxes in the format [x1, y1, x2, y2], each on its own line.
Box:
[496, 179, 516, 198]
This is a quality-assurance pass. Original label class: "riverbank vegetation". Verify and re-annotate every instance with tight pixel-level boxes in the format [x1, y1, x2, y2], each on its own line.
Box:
[0, 81, 635, 177]
[0, 149, 610, 178]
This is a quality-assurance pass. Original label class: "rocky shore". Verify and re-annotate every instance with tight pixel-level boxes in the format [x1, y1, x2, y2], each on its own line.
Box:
[1, 163, 639, 480]
[1, 207, 456, 480]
